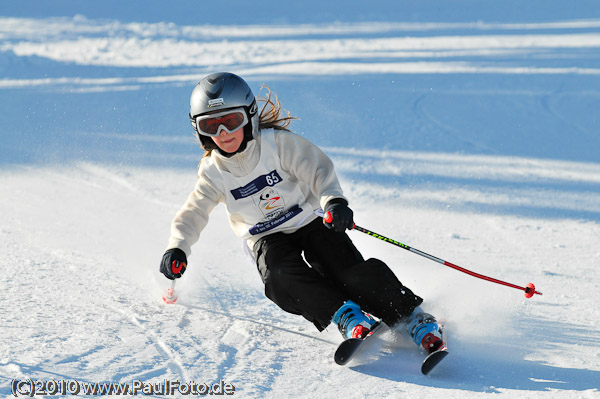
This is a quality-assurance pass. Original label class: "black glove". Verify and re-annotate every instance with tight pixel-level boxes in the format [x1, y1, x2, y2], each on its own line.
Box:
[323, 198, 354, 232]
[160, 248, 187, 280]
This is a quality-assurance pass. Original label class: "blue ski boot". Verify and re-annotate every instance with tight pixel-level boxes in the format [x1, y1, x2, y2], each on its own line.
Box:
[406, 308, 444, 354]
[332, 300, 378, 339]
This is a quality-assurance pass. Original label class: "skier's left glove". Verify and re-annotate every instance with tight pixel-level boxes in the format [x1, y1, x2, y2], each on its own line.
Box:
[160, 248, 187, 280]
[323, 198, 354, 232]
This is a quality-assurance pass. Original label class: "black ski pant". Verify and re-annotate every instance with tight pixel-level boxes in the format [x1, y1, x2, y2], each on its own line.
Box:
[253, 217, 423, 331]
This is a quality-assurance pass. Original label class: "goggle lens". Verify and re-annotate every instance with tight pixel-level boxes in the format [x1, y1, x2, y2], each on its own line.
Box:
[196, 110, 247, 137]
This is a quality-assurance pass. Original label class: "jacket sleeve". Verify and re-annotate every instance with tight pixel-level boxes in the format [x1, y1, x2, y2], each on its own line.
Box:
[276, 131, 346, 210]
[166, 164, 223, 257]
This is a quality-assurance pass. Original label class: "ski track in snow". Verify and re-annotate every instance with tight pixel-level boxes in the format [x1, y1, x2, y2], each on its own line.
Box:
[1, 2, 600, 398]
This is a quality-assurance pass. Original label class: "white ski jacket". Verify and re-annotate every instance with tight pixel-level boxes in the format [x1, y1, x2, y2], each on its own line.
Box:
[167, 129, 346, 256]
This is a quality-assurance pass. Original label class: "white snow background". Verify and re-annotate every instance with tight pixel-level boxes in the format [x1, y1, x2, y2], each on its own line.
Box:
[1, 1, 600, 398]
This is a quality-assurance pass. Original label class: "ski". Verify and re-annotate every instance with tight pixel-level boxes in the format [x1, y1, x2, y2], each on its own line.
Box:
[421, 345, 449, 375]
[334, 339, 363, 365]
[334, 322, 449, 375]
[334, 322, 384, 365]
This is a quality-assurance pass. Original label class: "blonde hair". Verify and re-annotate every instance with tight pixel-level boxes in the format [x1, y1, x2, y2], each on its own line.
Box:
[257, 85, 297, 132]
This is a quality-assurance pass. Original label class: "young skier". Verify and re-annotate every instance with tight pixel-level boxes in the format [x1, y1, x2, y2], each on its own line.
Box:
[159, 72, 443, 356]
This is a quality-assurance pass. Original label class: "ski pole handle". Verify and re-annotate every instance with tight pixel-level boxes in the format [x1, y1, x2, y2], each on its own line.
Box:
[323, 211, 356, 229]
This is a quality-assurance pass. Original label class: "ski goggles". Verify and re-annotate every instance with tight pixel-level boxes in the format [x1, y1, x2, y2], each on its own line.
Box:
[193, 108, 249, 137]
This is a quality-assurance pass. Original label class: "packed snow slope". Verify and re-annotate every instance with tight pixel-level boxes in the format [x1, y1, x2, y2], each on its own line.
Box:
[1, 1, 599, 398]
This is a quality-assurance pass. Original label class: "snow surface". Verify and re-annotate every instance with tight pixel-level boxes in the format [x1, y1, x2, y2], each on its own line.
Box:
[1, 1, 600, 398]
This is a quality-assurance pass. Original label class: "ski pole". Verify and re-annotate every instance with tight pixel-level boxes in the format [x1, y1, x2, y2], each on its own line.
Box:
[324, 213, 542, 298]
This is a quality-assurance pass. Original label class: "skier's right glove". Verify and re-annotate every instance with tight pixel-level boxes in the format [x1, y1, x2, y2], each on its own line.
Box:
[160, 248, 187, 280]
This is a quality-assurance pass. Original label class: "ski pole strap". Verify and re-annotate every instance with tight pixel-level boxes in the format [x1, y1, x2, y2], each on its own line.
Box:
[352, 224, 542, 298]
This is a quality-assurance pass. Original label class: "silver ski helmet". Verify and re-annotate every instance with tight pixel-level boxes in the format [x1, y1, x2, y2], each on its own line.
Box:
[189, 72, 258, 150]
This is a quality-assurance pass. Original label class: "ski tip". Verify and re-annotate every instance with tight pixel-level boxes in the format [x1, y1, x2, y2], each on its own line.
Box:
[421, 348, 449, 375]
[335, 355, 349, 366]
[334, 338, 363, 366]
